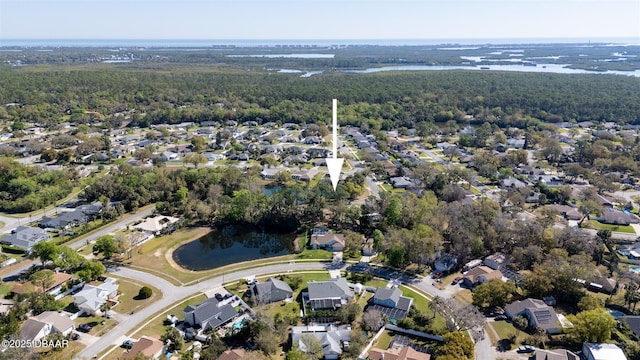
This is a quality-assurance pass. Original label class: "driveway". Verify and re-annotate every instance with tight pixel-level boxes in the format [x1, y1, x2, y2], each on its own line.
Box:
[78, 262, 331, 360]
[1, 206, 154, 281]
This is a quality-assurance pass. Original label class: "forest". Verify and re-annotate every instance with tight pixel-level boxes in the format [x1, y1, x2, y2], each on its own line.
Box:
[0, 66, 639, 132]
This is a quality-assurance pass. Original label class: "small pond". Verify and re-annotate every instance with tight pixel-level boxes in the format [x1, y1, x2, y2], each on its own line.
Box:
[172, 225, 295, 271]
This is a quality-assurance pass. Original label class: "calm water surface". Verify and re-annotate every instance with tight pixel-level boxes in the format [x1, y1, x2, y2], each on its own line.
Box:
[172, 226, 295, 271]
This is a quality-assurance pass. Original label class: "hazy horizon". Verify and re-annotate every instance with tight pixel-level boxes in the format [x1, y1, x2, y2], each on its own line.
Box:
[2, 37, 639, 48]
[1, 0, 639, 42]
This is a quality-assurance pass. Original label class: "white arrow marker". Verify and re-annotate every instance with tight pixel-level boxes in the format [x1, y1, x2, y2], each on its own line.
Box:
[326, 99, 344, 191]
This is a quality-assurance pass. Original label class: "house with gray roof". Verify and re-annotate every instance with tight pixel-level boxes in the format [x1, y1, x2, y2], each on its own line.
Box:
[20, 311, 74, 341]
[592, 208, 640, 226]
[183, 297, 240, 332]
[369, 287, 413, 320]
[73, 278, 118, 315]
[306, 278, 354, 311]
[621, 316, 640, 340]
[505, 298, 561, 334]
[533, 348, 579, 360]
[291, 324, 351, 360]
[309, 233, 345, 252]
[1, 225, 50, 251]
[250, 277, 293, 304]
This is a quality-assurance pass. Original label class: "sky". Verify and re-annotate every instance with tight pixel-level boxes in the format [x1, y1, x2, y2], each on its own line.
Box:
[1, 0, 639, 42]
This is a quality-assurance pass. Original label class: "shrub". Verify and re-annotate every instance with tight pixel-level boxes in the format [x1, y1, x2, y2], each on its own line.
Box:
[138, 286, 152, 299]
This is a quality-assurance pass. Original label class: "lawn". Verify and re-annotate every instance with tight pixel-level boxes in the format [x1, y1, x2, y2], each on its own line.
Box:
[129, 294, 207, 339]
[489, 320, 528, 348]
[452, 289, 473, 305]
[39, 340, 84, 360]
[74, 315, 117, 337]
[0, 282, 13, 298]
[375, 330, 393, 349]
[126, 227, 332, 286]
[110, 277, 161, 315]
[584, 220, 636, 233]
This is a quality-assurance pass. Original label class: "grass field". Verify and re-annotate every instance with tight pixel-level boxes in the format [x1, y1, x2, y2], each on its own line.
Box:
[489, 320, 527, 348]
[126, 227, 332, 285]
[584, 220, 636, 233]
[110, 277, 161, 315]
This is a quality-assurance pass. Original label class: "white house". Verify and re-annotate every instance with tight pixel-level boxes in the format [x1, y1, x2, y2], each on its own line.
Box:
[73, 278, 118, 315]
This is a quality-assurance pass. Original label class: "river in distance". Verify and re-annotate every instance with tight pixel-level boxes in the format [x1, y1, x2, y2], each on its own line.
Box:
[172, 225, 296, 271]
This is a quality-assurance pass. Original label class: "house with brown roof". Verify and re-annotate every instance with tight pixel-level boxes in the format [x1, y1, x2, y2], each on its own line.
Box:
[11, 272, 74, 297]
[120, 336, 164, 360]
[369, 346, 431, 360]
[217, 349, 246, 360]
[462, 266, 503, 287]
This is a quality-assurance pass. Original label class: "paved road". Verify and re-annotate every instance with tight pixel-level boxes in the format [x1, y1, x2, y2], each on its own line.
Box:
[78, 262, 330, 360]
[1, 207, 154, 281]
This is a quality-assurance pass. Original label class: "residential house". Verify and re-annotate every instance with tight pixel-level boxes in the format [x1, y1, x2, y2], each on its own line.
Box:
[462, 266, 503, 288]
[121, 336, 165, 360]
[621, 316, 640, 340]
[291, 324, 351, 360]
[533, 349, 579, 360]
[73, 278, 118, 315]
[132, 215, 180, 235]
[369, 287, 413, 320]
[0, 299, 14, 316]
[484, 253, 509, 271]
[369, 346, 431, 360]
[546, 204, 583, 221]
[19, 311, 74, 341]
[362, 238, 375, 256]
[591, 208, 640, 226]
[12, 272, 74, 297]
[250, 277, 293, 304]
[183, 297, 240, 332]
[389, 177, 414, 189]
[306, 278, 354, 311]
[309, 233, 345, 252]
[582, 343, 628, 360]
[216, 349, 246, 360]
[587, 277, 618, 294]
[40, 210, 88, 229]
[506, 138, 526, 149]
[260, 168, 286, 180]
[434, 253, 458, 273]
[1, 225, 50, 251]
[505, 298, 561, 334]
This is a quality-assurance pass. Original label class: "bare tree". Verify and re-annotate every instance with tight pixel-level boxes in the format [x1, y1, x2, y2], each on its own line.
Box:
[362, 309, 386, 331]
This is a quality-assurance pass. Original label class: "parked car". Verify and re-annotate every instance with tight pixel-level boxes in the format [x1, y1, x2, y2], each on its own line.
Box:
[77, 324, 92, 333]
[122, 339, 134, 349]
[214, 293, 224, 301]
[451, 277, 462, 285]
[517, 345, 535, 353]
[495, 314, 508, 321]
[432, 272, 442, 279]
[70, 332, 80, 340]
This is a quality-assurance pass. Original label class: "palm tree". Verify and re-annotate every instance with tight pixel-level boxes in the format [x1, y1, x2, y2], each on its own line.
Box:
[100, 301, 111, 316]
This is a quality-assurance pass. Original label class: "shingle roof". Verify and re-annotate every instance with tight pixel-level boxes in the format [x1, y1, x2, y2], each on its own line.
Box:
[374, 287, 401, 304]
[307, 278, 353, 301]
[20, 318, 47, 341]
[183, 297, 239, 331]
[34, 311, 74, 334]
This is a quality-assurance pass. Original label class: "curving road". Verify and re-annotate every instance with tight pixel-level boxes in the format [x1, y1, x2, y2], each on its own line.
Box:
[78, 262, 331, 360]
[81, 260, 474, 360]
[1, 207, 155, 282]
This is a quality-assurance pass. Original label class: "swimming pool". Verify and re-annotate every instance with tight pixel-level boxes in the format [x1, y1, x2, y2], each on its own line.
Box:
[608, 309, 626, 318]
[630, 265, 640, 274]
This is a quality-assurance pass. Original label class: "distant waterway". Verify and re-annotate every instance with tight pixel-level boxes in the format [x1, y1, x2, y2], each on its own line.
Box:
[279, 63, 640, 77]
[172, 226, 295, 271]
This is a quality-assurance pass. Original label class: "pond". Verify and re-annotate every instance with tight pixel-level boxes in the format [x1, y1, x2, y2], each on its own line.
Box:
[172, 226, 296, 271]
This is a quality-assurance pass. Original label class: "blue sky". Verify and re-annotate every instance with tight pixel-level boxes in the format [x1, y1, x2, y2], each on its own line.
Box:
[1, 0, 639, 41]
